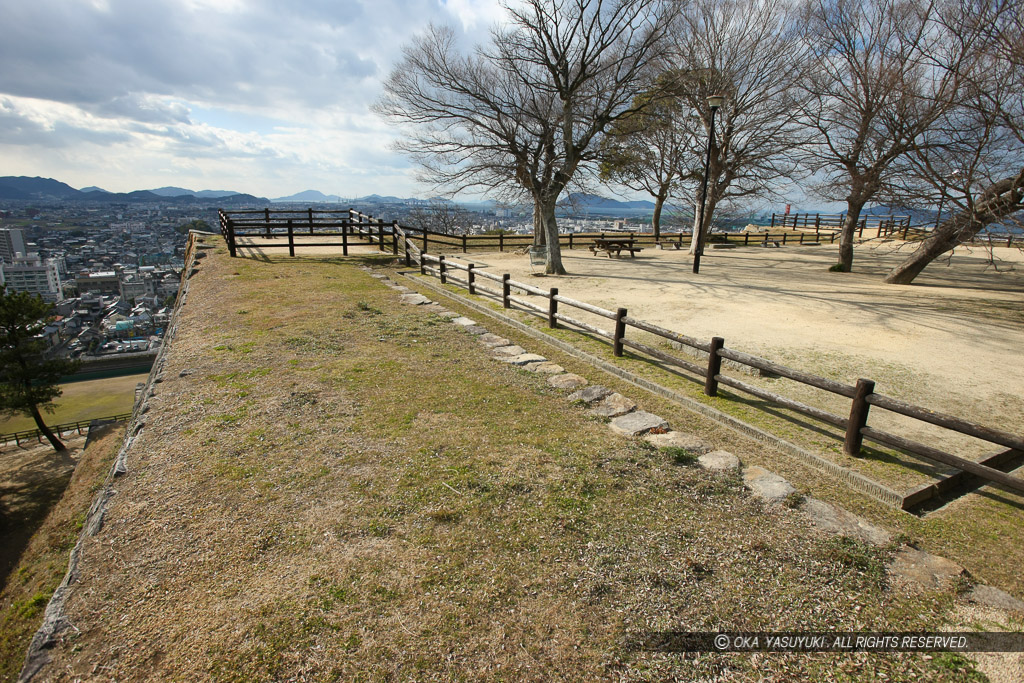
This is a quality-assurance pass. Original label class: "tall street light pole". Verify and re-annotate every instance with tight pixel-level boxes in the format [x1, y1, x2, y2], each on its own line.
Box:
[692, 95, 723, 274]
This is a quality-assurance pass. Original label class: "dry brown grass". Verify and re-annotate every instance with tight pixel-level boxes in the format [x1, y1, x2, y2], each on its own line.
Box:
[25, 238, 992, 681]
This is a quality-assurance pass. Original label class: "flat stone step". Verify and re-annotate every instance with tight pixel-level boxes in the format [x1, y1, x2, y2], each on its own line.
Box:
[451, 316, 478, 326]
[522, 361, 564, 374]
[698, 450, 741, 472]
[498, 353, 548, 366]
[643, 431, 712, 454]
[548, 374, 588, 390]
[609, 411, 668, 436]
[478, 333, 511, 348]
[399, 293, 431, 305]
[568, 385, 613, 404]
[742, 466, 796, 504]
[492, 345, 527, 357]
[801, 497, 891, 546]
[588, 393, 636, 418]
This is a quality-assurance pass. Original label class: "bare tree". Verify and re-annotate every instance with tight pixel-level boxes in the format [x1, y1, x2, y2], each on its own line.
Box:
[884, 0, 1024, 284]
[671, 0, 808, 256]
[407, 199, 474, 236]
[375, 0, 673, 274]
[599, 75, 699, 239]
[799, 0, 975, 272]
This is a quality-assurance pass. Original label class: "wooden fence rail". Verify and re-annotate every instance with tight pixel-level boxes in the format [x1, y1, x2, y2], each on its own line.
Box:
[1, 413, 133, 447]
[411, 249, 1024, 509]
[220, 208, 843, 257]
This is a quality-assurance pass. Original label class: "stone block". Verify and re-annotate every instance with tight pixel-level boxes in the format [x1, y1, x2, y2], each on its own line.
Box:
[523, 362, 565, 374]
[643, 431, 712, 454]
[698, 450, 742, 472]
[399, 293, 431, 305]
[890, 546, 967, 591]
[451, 316, 478, 326]
[492, 345, 527, 357]
[478, 334, 511, 347]
[742, 466, 797, 504]
[802, 498, 891, 546]
[548, 374, 588, 390]
[609, 411, 668, 436]
[499, 353, 548, 366]
[588, 393, 636, 418]
[568, 385, 612, 404]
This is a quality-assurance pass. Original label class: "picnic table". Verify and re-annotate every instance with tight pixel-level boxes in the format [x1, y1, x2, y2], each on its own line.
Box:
[589, 237, 644, 258]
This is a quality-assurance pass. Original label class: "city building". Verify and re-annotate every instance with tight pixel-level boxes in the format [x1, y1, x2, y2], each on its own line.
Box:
[0, 227, 27, 262]
[0, 252, 63, 301]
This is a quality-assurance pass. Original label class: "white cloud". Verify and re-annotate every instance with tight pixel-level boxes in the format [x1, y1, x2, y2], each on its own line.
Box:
[0, 0, 514, 198]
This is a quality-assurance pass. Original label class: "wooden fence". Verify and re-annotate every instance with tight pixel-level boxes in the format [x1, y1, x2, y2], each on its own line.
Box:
[398, 243, 1023, 511]
[770, 212, 912, 239]
[218, 207, 1023, 509]
[219, 208, 839, 257]
[1, 413, 133, 447]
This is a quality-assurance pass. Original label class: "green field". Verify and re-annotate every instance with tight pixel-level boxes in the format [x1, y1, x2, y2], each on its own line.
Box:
[0, 373, 148, 434]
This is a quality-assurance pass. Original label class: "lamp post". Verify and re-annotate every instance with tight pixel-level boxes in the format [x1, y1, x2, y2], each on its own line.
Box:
[692, 94, 724, 274]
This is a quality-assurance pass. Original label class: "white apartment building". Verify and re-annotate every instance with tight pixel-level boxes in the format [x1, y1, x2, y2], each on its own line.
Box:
[0, 227, 27, 263]
[0, 253, 63, 301]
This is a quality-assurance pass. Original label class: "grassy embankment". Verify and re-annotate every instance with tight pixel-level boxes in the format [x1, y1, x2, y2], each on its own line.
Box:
[19, 238, 995, 681]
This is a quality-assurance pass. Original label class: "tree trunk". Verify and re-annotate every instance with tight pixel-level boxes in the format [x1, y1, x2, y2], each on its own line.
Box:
[688, 194, 720, 256]
[652, 192, 666, 241]
[884, 168, 1024, 284]
[533, 199, 546, 247]
[541, 200, 567, 275]
[29, 403, 65, 452]
[837, 198, 868, 272]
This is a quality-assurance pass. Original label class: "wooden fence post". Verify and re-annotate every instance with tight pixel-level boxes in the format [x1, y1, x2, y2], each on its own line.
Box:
[439, 255, 447, 284]
[420, 254, 426, 275]
[422, 228, 428, 253]
[499, 233, 504, 252]
[392, 221, 399, 255]
[704, 337, 725, 397]
[569, 233, 574, 250]
[405, 243, 411, 268]
[342, 221, 349, 256]
[462, 234, 467, 253]
[227, 219, 237, 258]
[844, 378, 876, 456]
[467, 264, 476, 294]
[770, 213, 776, 228]
[502, 274, 511, 308]
[378, 218, 385, 250]
[548, 288, 558, 328]
[308, 208, 315, 235]
[613, 308, 627, 357]
[287, 220, 295, 257]
[264, 207, 271, 238]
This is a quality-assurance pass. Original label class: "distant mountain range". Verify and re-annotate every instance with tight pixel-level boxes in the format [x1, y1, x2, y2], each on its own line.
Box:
[0, 176, 660, 213]
[0, 176, 267, 205]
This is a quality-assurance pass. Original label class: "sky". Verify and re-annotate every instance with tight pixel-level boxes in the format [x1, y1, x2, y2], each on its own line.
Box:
[0, 0, 509, 199]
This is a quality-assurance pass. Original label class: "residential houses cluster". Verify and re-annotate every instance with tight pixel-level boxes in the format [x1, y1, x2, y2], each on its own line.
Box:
[0, 204, 195, 359]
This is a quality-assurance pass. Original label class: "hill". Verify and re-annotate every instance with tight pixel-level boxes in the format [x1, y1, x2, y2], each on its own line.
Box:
[0, 176, 268, 205]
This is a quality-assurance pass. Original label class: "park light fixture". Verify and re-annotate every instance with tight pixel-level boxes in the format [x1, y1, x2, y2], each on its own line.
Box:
[693, 94, 724, 274]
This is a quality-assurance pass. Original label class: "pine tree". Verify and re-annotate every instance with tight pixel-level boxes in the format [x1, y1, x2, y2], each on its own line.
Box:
[0, 287, 80, 452]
